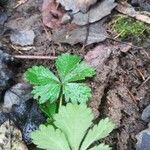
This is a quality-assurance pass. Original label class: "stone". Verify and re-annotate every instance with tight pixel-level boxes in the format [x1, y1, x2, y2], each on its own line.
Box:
[136, 128, 150, 150]
[4, 83, 32, 111]
[61, 13, 71, 24]
[0, 49, 13, 91]
[141, 105, 150, 122]
[0, 12, 8, 25]
[10, 29, 35, 46]
[10, 100, 45, 144]
[0, 120, 28, 150]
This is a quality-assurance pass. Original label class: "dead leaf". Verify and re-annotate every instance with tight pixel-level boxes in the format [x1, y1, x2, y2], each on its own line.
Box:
[0, 120, 28, 150]
[42, 0, 64, 29]
[73, 0, 117, 26]
[116, 2, 150, 24]
[52, 20, 107, 45]
[57, 0, 97, 13]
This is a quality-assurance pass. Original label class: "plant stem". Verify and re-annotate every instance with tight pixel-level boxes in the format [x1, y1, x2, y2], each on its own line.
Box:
[59, 93, 63, 109]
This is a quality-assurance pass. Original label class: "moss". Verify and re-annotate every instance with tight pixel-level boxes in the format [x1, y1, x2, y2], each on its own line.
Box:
[111, 15, 150, 39]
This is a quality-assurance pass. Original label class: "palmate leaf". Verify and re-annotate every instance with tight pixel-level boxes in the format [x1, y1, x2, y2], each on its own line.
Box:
[64, 83, 92, 103]
[54, 103, 94, 150]
[56, 53, 96, 82]
[80, 118, 115, 150]
[31, 104, 114, 150]
[31, 125, 70, 150]
[88, 143, 111, 150]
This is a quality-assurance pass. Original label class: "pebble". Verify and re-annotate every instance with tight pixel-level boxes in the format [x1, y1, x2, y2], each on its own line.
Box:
[10, 29, 35, 46]
[136, 127, 150, 150]
[141, 105, 150, 123]
[4, 83, 32, 111]
[61, 13, 71, 24]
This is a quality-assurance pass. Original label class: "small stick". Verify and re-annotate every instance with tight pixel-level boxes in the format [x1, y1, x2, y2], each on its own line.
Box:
[138, 76, 150, 89]
[13, 55, 57, 60]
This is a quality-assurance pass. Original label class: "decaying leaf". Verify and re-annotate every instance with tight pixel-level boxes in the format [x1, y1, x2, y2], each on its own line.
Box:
[73, 0, 117, 26]
[116, 2, 150, 24]
[0, 120, 28, 150]
[52, 20, 107, 45]
[42, 0, 64, 29]
[57, 0, 97, 13]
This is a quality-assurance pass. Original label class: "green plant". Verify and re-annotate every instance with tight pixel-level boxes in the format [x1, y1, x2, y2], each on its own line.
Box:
[111, 15, 150, 39]
[31, 103, 115, 150]
[25, 53, 96, 108]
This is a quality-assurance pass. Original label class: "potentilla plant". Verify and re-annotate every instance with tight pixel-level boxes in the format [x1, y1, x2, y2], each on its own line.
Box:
[25, 53, 115, 150]
[25, 53, 96, 107]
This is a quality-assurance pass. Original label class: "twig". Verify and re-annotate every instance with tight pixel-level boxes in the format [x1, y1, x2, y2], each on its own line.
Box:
[138, 76, 150, 89]
[13, 55, 57, 60]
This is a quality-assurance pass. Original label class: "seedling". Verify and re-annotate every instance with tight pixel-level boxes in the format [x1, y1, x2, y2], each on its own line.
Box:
[31, 103, 115, 150]
[25, 53, 95, 116]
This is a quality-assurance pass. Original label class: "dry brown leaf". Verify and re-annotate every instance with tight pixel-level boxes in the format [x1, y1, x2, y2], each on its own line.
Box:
[73, 0, 117, 26]
[42, 0, 64, 29]
[116, 2, 150, 24]
[52, 20, 107, 45]
[57, 0, 97, 13]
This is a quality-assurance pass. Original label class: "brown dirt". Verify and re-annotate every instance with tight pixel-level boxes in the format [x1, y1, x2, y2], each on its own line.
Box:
[0, 0, 150, 150]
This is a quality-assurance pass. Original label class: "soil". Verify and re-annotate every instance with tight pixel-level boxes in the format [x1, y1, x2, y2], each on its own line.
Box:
[0, 0, 150, 150]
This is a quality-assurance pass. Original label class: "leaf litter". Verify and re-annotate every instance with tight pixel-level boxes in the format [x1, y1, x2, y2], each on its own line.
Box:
[42, 0, 117, 45]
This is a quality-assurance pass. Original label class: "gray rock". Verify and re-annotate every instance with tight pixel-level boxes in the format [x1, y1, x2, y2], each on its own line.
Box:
[3, 83, 32, 111]
[136, 128, 150, 150]
[0, 12, 8, 25]
[10, 29, 35, 46]
[0, 112, 8, 124]
[10, 100, 45, 144]
[141, 105, 150, 123]
[0, 49, 13, 91]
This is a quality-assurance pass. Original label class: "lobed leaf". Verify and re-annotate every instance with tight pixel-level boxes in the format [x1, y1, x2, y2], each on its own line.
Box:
[31, 125, 70, 150]
[64, 83, 92, 103]
[64, 62, 96, 82]
[54, 103, 94, 150]
[25, 66, 59, 85]
[32, 83, 61, 104]
[56, 53, 81, 81]
[81, 118, 115, 150]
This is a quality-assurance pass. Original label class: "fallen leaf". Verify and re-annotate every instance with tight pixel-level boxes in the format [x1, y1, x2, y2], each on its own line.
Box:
[116, 2, 150, 24]
[57, 0, 97, 13]
[0, 120, 28, 150]
[52, 20, 107, 45]
[73, 0, 117, 26]
[42, 0, 64, 29]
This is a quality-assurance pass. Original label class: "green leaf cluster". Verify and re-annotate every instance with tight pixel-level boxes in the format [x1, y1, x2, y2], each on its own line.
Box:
[25, 53, 96, 104]
[31, 103, 115, 150]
